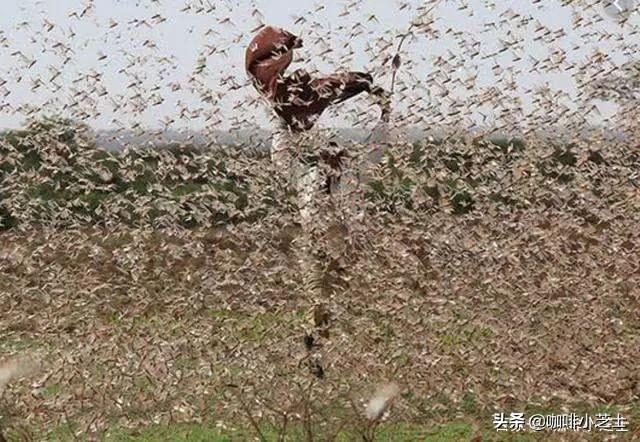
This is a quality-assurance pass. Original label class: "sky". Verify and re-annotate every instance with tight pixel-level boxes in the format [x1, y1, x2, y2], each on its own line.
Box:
[0, 0, 638, 133]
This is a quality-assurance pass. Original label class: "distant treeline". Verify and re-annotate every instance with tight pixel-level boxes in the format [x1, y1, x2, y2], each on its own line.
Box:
[1, 117, 631, 231]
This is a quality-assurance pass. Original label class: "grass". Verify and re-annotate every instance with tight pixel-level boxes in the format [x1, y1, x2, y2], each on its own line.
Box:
[72, 419, 611, 441]
[101, 422, 475, 442]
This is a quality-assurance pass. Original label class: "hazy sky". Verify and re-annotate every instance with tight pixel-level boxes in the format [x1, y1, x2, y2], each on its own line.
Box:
[0, 0, 638, 132]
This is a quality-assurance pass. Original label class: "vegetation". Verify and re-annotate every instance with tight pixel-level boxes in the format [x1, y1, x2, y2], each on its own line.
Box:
[1, 118, 587, 231]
